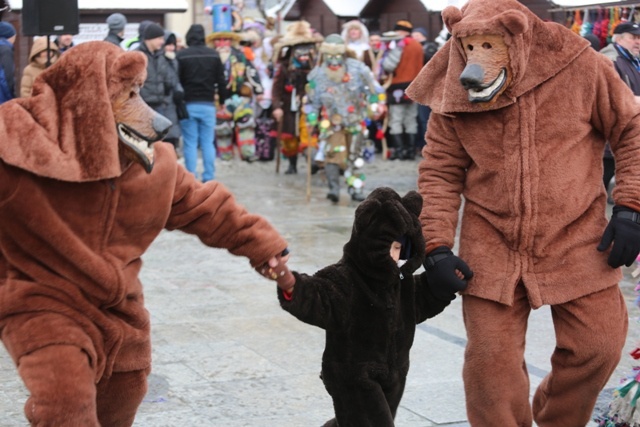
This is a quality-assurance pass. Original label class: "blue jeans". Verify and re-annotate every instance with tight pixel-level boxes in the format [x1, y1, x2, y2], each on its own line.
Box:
[180, 102, 216, 182]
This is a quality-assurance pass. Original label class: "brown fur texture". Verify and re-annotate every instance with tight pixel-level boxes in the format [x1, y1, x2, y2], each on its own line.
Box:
[407, 0, 640, 307]
[406, 0, 640, 423]
[0, 42, 147, 182]
[0, 41, 288, 425]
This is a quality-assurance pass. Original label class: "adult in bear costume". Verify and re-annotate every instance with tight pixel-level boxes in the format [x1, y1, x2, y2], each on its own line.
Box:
[406, 0, 640, 425]
[0, 41, 290, 426]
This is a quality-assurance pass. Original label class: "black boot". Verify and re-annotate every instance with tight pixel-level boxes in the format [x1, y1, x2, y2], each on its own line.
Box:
[285, 156, 297, 174]
[402, 134, 417, 160]
[388, 134, 403, 160]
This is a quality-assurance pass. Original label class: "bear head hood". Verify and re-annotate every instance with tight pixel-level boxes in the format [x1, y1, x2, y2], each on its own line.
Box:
[406, 0, 590, 114]
[0, 41, 171, 181]
[343, 187, 425, 284]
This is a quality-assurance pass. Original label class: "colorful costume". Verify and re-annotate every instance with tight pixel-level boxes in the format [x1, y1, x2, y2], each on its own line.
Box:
[207, 8, 263, 162]
[278, 188, 457, 426]
[271, 20, 321, 174]
[306, 34, 384, 202]
[0, 42, 287, 426]
[406, 0, 640, 425]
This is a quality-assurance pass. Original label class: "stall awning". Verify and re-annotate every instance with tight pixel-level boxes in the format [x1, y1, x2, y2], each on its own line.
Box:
[7, 0, 188, 12]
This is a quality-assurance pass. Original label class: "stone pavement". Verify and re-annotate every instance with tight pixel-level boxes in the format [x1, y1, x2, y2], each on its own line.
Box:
[0, 154, 636, 426]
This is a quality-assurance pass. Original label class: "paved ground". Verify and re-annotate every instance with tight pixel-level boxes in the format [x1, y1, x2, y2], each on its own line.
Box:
[0, 154, 636, 426]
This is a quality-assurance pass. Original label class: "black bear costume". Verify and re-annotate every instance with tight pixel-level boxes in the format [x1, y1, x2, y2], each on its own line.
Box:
[278, 187, 459, 426]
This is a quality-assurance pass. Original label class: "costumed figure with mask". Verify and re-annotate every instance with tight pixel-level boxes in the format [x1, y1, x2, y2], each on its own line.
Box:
[271, 21, 322, 174]
[206, 4, 263, 162]
[305, 34, 385, 203]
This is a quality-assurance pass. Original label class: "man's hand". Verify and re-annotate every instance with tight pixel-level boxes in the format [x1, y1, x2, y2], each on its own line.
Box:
[272, 108, 283, 122]
[424, 246, 473, 300]
[597, 206, 640, 267]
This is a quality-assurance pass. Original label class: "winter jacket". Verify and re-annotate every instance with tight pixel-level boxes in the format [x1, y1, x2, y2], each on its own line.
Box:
[136, 42, 175, 107]
[177, 25, 229, 104]
[0, 38, 15, 103]
[20, 37, 59, 98]
[103, 31, 123, 47]
[382, 36, 423, 104]
[406, 0, 640, 309]
[600, 43, 640, 96]
[278, 188, 454, 423]
[0, 41, 287, 380]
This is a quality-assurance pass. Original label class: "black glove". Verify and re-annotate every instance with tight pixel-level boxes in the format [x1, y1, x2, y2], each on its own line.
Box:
[597, 206, 640, 268]
[172, 90, 184, 104]
[423, 246, 473, 300]
[176, 101, 189, 120]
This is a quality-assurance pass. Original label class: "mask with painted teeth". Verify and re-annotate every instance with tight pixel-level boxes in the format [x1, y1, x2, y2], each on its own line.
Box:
[117, 123, 156, 173]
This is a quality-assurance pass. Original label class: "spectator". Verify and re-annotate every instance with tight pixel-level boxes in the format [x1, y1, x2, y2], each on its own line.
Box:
[382, 20, 424, 160]
[599, 22, 640, 203]
[412, 26, 439, 153]
[340, 20, 373, 63]
[104, 13, 127, 47]
[20, 37, 59, 97]
[135, 23, 183, 154]
[162, 30, 184, 153]
[121, 20, 153, 51]
[0, 21, 16, 104]
[54, 34, 74, 53]
[177, 24, 229, 182]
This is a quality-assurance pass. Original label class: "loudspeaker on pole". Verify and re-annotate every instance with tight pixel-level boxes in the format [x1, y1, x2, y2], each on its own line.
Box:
[22, 0, 79, 36]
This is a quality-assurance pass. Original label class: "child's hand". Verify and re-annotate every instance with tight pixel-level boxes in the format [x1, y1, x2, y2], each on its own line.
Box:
[455, 269, 465, 280]
[256, 249, 295, 292]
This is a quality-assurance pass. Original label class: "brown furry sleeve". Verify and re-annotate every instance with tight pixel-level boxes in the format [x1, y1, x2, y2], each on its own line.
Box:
[165, 165, 287, 267]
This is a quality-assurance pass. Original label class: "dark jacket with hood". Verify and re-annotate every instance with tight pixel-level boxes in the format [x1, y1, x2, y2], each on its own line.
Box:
[278, 187, 455, 425]
[176, 24, 229, 104]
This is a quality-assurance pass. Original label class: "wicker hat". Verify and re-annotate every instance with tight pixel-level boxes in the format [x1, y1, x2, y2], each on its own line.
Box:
[272, 21, 323, 62]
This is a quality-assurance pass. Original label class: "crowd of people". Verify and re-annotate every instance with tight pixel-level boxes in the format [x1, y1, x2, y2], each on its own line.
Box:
[0, 8, 443, 203]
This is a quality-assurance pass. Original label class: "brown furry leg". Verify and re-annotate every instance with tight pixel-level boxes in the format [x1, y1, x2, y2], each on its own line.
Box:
[96, 367, 150, 427]
[532, 285, 627, 426]
[18, 344, 99, 426]
[462, 284, 533, 426]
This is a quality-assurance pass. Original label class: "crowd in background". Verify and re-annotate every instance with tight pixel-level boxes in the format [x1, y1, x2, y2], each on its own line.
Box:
[0, 10, 445, 182]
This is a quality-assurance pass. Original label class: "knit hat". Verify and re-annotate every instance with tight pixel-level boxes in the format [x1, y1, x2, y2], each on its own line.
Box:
[106, 13, 127, 32]
[413, 27, 428, 38]
[394, 20, 413, 33]
[0, 22, 15, 39]
[319, 33, 346, 55]
[143, 23, 165, 41]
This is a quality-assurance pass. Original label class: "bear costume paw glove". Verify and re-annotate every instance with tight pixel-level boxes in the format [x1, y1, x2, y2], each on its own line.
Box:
[597, 206, 640, 268]
[424, 246, 473, 300]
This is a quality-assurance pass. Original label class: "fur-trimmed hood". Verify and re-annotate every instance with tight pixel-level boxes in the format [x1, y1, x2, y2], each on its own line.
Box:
[0, 41, 147, 182]
[343, 187, 425, 285]
[406, 0, 590, 114]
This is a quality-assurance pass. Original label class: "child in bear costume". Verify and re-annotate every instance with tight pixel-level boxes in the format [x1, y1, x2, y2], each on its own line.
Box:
[277, 187, 467, 426]
[0, 41, 291, 426]
[406, 0, 640, 425]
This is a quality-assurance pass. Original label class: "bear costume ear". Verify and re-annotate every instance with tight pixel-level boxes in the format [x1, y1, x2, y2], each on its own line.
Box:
[401, 191, 423, 218]
[496, 10, 528, 36]
[442, 6, 463, 34]
[353, 198, 381, 235]
[110, 51, 147, 82]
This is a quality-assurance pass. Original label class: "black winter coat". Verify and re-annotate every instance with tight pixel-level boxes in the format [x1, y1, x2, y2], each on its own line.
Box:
[278, 188, 456, 426]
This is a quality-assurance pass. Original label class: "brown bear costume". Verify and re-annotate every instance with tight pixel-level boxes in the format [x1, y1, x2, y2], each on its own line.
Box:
[0, 41, 288, 426]
[278, 187, 458, 426]
[407, 0, 640, 425]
